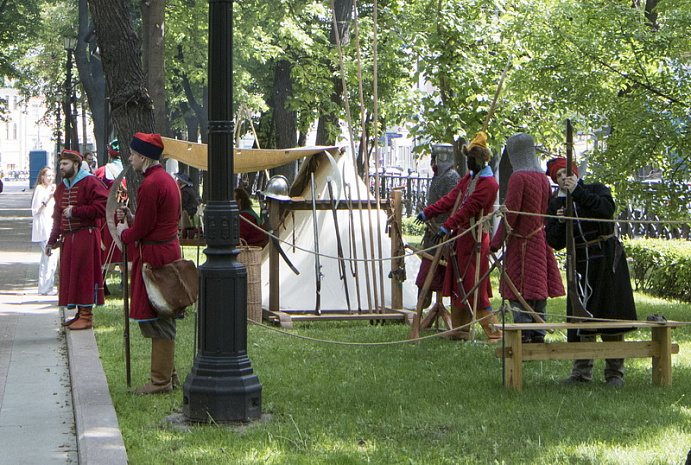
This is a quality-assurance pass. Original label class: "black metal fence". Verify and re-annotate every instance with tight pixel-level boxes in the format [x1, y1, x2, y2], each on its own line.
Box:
[371, 174, 432, 218]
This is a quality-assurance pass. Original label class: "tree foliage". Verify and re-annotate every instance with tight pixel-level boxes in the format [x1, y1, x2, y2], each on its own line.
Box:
[4, 0, 690, 216]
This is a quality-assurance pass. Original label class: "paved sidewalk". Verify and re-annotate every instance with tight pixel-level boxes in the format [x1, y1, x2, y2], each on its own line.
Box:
[0, 181, 127, 464]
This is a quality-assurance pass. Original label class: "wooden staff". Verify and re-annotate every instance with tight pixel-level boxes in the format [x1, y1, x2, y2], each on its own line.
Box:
[121, 234, 131, 387]
[565, 119, 592, 320]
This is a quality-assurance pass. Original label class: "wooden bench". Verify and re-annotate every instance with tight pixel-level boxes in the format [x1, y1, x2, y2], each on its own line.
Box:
[494, 321, 685, 391]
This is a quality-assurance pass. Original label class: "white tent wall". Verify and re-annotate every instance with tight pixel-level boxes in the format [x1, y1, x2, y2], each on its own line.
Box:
[259, 151, 423, 312]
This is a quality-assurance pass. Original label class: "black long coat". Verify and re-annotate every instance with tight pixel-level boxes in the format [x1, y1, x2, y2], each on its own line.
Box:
[545, 181, 637, 340]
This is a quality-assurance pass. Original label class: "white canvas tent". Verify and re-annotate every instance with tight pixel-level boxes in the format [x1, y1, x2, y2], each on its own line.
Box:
[259, 150, 423, 312]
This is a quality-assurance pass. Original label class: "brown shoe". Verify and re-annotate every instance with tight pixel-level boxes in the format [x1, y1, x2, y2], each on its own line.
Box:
[129, 382, 173, 395]
[61, 312, 80, 327]
[68, 308, 93, 330]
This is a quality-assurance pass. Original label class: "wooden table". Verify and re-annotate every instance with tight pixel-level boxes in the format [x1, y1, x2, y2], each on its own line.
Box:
[494, 321, 685, 391]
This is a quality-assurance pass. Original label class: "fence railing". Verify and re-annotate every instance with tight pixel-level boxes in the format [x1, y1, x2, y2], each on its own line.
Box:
[370, 174, 432, 218]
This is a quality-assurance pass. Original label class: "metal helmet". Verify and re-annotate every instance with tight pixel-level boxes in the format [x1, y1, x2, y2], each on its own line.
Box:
[263, 175, 291, 201]
[431, 144, 455, 174]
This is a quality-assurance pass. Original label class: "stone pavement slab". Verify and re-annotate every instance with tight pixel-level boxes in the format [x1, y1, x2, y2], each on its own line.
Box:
[0, 181, 127, 464]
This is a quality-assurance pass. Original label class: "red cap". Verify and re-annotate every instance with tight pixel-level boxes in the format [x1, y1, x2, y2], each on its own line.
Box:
[546, 158, 578, 184]
[130, 133, 164, 160]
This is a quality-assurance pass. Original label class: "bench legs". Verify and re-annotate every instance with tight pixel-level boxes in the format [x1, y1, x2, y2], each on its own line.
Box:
[652, 326, 673, 386]
[503, 330, 523, 391]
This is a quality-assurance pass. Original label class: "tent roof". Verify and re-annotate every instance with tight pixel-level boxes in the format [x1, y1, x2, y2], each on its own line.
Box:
[161, 137, 340, 173]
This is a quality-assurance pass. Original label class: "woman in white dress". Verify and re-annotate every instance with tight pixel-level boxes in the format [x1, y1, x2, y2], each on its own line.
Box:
[31, 167, 59, 295]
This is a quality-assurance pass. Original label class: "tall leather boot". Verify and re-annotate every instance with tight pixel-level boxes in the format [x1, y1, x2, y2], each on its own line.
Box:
[130, 339, 175, 394]
[603, 333, 625, 386]
[171, 366, 181, 388]
[62, 308, 81, 327]
[68, 307, 93, 330]
[443, 305, 472, 340]
[476, 308, 503, 343]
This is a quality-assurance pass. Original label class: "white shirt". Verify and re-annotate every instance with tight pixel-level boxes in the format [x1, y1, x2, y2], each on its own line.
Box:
[31, 183, 56, 242]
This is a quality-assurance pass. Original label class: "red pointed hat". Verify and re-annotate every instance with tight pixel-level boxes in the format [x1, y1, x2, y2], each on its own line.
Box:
[130, 132, 164, 160]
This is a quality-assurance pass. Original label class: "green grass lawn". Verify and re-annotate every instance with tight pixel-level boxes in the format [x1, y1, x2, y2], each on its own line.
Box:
[95, 249, 691, 464]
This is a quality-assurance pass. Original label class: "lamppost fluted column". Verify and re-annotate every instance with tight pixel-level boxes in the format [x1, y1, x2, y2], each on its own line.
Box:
[182, 0, 262, 423]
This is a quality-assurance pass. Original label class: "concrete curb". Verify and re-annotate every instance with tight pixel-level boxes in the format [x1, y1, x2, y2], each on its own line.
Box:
[65, 322, 129, 464]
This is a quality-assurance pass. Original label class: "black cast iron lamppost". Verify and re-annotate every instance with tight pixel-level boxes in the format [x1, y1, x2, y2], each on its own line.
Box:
[182, 0, 262, 422]
[63, 36, 77, 151]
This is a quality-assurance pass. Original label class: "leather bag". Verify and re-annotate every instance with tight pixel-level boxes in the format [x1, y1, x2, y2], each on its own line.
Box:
[142, 259, 198, 318]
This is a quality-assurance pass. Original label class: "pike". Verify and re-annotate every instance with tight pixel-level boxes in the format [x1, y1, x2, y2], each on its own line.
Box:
[310, 172, 323, 315]
[327, 177, 352, 313]
[566, 119, 593, 320]
[105, 165, 132, 386]
[345, 183, 363, 313]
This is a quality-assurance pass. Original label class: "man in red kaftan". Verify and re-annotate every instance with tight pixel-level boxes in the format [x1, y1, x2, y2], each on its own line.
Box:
[416, 132, 501, 342]
[117, 133, 182, 394]
[47, 150, 108, 330]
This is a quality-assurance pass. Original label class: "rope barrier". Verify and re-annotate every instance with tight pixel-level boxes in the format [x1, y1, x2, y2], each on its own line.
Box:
[243, 307, 688, 346]
[236, 205, 691, 264]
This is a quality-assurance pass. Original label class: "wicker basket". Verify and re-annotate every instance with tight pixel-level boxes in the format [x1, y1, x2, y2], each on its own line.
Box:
[237, 239, 263, 324]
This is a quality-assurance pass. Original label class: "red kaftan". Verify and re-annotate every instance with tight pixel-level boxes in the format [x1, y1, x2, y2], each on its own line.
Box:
[490, 171, 565, 300]
[423, 172, 498, 310]
[121, 164, 182, 321]
[48, 174, 108, 307]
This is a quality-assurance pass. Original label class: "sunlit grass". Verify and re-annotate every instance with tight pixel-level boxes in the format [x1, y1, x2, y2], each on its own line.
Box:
[94, 248, 691, 464]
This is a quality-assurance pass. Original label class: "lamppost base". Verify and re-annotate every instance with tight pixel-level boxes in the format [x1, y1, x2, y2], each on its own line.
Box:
[182, 354, 262, 423]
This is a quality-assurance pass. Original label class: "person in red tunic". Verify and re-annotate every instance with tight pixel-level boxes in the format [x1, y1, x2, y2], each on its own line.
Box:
[116, 133, 182, 394]
[46, 150, 108, 330]
[94, 139, 133, 292]
[490, 133, 565, 343]
[234, 188, 268, 248]
[416, 132, 501, 342]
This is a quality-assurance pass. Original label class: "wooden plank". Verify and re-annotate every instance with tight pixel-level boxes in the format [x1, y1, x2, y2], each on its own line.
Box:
[284, 199, 391, 211]
[390, 190, 403, 310]
[268, 313, 408, 322]
[652, 326, 673, 386]
[269, 240, 279, 312]
[262, 309, 293, 329]
[496, 341, 679, 361]
[500, 321, 687, 330]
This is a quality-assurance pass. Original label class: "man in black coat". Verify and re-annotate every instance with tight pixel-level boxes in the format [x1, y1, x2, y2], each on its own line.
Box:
[545, 157, 637, 387]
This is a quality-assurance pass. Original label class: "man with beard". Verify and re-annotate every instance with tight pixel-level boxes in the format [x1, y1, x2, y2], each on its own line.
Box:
[46, 149, 108, 330]
[416, 132, 501, 342]
[116, 133, 182, 394]
[545, 157, 637, 387]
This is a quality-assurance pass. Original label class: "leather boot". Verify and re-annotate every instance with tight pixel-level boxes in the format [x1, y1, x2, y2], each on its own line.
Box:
[61, 308, 81, 327]
[443, 305, 472, 340]
[563, 358, 594, 384]
[171, 367, 181, 388]
[476, 308, 503, 343]
[602, 334, 625, 386]
[130, 339, 175, 394]
[68, 307, 93, 330]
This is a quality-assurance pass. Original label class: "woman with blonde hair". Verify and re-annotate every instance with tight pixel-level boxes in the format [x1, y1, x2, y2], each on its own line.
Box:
[31, 166, 59, 295]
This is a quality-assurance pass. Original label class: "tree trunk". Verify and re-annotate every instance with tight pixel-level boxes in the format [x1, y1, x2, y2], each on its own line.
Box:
[269, 58, 298, 182]
[315, 0, 351, 147]
[76, 0, 111, 165]
[140, 0, 168, 136]
[87, 0, 155, 199]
